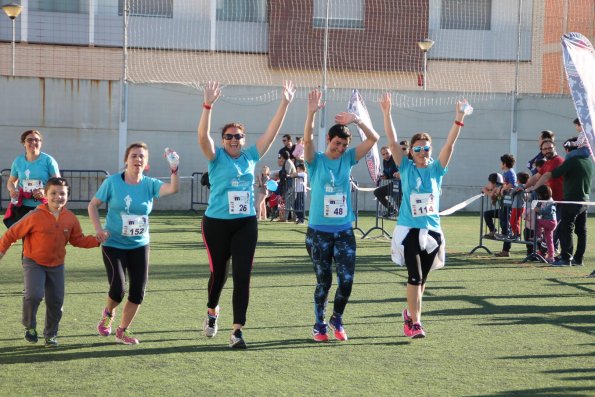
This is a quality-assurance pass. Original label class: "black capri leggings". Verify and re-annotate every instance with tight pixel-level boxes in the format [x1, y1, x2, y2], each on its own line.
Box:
[402, 228, 442, 285]
[101, 245, 150, 305]
[202, 215, 258, 326]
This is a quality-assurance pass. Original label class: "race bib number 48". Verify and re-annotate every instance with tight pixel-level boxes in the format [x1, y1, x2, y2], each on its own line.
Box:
[324, 193, 347, 218]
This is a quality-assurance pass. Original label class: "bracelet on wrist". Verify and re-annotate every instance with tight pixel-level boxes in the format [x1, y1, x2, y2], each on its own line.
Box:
[203, 103, 212, 110]
[454, 120, 464, 127]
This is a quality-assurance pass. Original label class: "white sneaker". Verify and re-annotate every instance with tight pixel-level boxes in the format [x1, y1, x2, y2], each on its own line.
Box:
[202, 306, 219, 338]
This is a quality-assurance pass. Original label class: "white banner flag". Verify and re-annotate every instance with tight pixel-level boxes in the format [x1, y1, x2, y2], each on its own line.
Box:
[347, 89, 381, 183]
[561, 32, 595, 159]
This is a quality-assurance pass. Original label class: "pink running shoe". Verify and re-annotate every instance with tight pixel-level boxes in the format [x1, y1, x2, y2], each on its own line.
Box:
[410, 322, 426, 339]
[312, 322, 329, 342]
[97, 308, 114, 336]
[329, 315, 348, 341]
[402, 309, 413, 337]
[115, 327, 139, 345]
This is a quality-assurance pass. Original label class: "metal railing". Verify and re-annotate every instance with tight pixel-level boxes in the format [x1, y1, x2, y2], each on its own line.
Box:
[1, 168, 109, 211]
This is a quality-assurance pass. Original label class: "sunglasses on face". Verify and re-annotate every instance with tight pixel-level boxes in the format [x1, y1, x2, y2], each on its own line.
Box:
[223, 133, 245, 140]
[26, 138, 41, 143]
[412, 145, 431, 153]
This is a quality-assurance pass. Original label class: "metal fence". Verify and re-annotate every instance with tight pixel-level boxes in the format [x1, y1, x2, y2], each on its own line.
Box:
[1, 168, 109, 211]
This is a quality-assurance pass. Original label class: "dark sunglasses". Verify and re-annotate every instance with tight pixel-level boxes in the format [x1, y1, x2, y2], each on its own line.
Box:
[412, 145, 431, 153]
[223, 133, 245, 140]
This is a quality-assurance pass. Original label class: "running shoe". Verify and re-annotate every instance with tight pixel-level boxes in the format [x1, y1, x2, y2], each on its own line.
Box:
[202, 306, 220, 338]
[115, 327, 139, 345]
[97, 308, 114, 336]
[329, 315, 348, 341]
[410, 322, 426, 339]
[24, 328, 38, 344]
[44, 336, 58, 347]
[229, 329, 247, 349]
[402, 308, 414, 337]
[312, 322, 329, 342]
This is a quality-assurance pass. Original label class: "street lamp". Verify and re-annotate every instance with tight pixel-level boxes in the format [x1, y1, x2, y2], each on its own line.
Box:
[417, 38, 435, 91]
[2, 2, 23, 76]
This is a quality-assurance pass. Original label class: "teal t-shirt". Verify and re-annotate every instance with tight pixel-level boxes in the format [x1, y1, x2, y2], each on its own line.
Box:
[95, 173, 163, 249]
[397, 158, 447, 231]
[10, 152, 60, 207]
[306, 148, 358, 227]
[205, 145, 260, 219]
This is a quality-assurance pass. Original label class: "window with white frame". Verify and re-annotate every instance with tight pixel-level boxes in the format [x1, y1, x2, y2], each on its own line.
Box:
[441, 0, 491, 30]
[313, 0, 365, 29]
[29, 0, 85, 13]
[217, 0, 267, 23]
[118, 0, 174, 18]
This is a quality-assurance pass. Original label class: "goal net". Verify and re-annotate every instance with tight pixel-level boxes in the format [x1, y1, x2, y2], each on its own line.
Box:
[123, 0, 595, 106]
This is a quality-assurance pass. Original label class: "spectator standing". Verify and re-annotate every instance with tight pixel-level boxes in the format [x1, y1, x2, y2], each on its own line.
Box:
[528, 137, 593, 268]
[495, 154, 517, 257]
[291, 163, 308, 224]
[373, 146, 400, 217]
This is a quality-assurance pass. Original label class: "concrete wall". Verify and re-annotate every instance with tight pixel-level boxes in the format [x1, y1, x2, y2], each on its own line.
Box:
[0, 76, 584, 212]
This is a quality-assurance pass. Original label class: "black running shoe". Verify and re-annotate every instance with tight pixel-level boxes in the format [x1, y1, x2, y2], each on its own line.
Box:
[229, 329, 247, 349]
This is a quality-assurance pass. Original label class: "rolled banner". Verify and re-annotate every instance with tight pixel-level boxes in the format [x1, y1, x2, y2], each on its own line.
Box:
[561, 32, 595, 160]
[347, 89, 381, 183]
[266, 179, 278, 192]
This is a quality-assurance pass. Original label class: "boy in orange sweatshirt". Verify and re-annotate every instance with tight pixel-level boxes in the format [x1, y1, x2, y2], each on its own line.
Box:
[0, 177, 99, 347]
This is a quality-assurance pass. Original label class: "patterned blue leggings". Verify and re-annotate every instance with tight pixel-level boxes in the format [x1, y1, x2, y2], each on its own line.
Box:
[305, 227, 356, 324]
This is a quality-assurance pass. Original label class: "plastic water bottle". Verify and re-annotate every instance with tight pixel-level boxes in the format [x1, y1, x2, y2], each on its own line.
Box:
[460, 102, 474, 116]
[10, 196, 18, 205]
[164, 147, 179, 169]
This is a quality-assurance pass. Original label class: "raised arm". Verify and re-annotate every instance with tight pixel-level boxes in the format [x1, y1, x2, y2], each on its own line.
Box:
[304, 89, 323, 163]
[197, 81, 222, 161]
[334, 112, 380, 161]
[438, 100, 466, 168]
[255, 81, 296, 157]
[159, 148, 180, 197]
[380, 92, 403, 166]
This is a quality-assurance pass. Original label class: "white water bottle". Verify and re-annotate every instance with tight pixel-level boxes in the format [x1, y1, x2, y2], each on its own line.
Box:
[10, 196, 18, 205]
[164, 147, 179, 170]
[460, 102, 473, 116]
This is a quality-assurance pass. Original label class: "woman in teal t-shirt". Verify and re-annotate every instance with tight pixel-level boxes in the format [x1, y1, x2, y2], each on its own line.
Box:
[382, 92, 467, 339]
[88, 142, 180, 345]
[303, 89, 379, 342]
[197, 80, 295, 349]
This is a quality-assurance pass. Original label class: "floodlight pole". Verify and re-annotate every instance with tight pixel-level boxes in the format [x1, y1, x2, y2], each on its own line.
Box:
[2, 3, 23, 76]
[118, 0, 130, 170]
[318, 0, 330, 151]
[417, 39, 434, 91]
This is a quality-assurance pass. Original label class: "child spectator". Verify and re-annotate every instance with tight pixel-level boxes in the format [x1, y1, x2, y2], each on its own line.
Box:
[495, 154, 517, 257]
[509, 172, 530, 240]
[535, 185, 557, 263]
[291, 163, 308, 224]
[566, 118, 592, 160]
[255, 165, 270, 221]
[524, 159, 545, 257]
[293, 136, 305, 167]
[481, 172, 503, 238]
[0, 177, 99, 347]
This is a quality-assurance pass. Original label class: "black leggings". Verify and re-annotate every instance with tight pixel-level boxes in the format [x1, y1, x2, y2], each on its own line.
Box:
[102, 245, 150, 305]
[202, 215, 257, 326]
[403, 228, 442, 285]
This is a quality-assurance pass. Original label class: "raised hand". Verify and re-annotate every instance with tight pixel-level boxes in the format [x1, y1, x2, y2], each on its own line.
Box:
[335, 112, 359, 125]
[204, 81, 222, 106]
[281, 80, 296, 103]
[307, 89, 324, 114]
[380, 92, 391, 114]
[455, 99, 467, 119]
